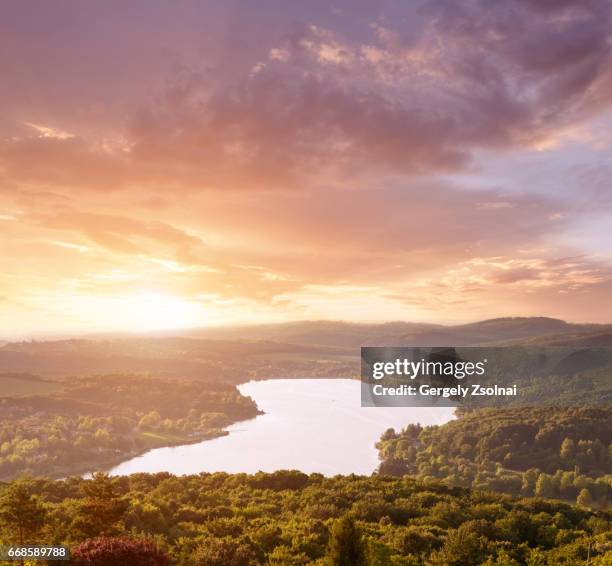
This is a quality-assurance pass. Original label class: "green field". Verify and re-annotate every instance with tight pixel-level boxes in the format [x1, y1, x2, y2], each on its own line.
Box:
[0, 373, 63, 396]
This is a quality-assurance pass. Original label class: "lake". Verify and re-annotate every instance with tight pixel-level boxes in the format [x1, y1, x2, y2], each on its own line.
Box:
[108, 378, 455, 476]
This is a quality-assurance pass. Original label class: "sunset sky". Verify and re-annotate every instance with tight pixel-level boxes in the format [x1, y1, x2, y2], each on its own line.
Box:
[1, 0, 612, 338]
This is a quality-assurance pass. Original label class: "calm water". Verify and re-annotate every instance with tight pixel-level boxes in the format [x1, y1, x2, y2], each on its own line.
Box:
[109, 379, 454, 476]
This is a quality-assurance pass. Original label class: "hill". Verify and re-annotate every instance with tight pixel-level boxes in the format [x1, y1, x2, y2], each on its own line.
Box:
[150, 317, 609, 347]
[3, 317, 611, 381]
[0, 337, 355, 379]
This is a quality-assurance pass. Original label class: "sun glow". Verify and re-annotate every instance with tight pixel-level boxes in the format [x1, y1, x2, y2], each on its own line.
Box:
[109, 293, 206, 331]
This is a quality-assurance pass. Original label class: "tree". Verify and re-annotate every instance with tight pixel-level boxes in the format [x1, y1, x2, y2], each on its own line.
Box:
[380, 428, 397, 442]
[577, 488, 593, 508]
[267, 545, 310, 565]
[560, 438, 575, 460]
[481, 551, 521, 565]
[521, 468, 539, 496]
[72, 536, 169, 566]
[535, 474, 555, 498]
[0, 478, 46, 546]
[72, 473, 128, 538]
[326, 515, 366, 566]
[430, 522, 489, 566]
[191, 537, 256, 566]
[525, 549, 548, 566]
[138, 411, 162, 431]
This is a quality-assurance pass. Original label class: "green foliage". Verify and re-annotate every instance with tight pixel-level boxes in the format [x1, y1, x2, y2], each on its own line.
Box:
[0, 374, 259, 480]
[0, 473, 608, 565]
[325, 515, 366, 565]
[377, 407, 612, 504]
[577, 488, 593, 508]
[71, 473, 129, 539]
[0, 477, 46, 545]
[429, 521, 490, 565]
[481, 550, 521, 565]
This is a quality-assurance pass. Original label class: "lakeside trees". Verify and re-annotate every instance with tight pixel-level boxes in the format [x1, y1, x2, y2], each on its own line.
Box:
[376, 407, 612, 507]
[0, 375, 259, 480]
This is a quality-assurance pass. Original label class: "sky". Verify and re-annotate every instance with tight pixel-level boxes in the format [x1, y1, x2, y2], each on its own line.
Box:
[1, 0, 612, 337]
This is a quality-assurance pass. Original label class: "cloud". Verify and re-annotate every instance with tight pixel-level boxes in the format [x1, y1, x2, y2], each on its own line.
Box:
[24, 122, 75, 140]
[7, 176, 574, 305]
[45, 240, 91, 253]
[1, 0, 612, 331]
[466, 255, 612, 290]
[122, 0, 611, 187]
[32, 211, 206, 263]
[0, 137, 130, 192]
[375, 253, 612, 318]
[1, 0, 610, 195]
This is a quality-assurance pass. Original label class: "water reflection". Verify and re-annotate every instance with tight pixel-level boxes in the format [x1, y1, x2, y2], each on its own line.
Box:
[109, 379, 454, 476]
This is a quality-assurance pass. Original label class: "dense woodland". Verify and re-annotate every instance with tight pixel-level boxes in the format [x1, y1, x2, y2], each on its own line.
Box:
[0, 472, 610, 565]
[377, 407, 612, 509]
[0, 374, 258, 480]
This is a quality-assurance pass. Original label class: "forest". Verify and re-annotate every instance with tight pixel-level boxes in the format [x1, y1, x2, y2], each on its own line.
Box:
[0, 374, 259, 480]
[376, 407, 612, 508]
[0, 471, 610, 565]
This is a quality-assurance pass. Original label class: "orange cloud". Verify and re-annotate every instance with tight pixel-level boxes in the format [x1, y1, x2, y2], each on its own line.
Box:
[1, 0, 612, 335]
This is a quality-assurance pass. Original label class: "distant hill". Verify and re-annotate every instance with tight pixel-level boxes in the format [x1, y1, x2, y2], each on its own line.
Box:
[175, 320, 442, 347]
[2, 317, 611, 378]
[0, 337, 354, 379]
[505, 330, 612, 347]
[166, 317, 609, 347]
